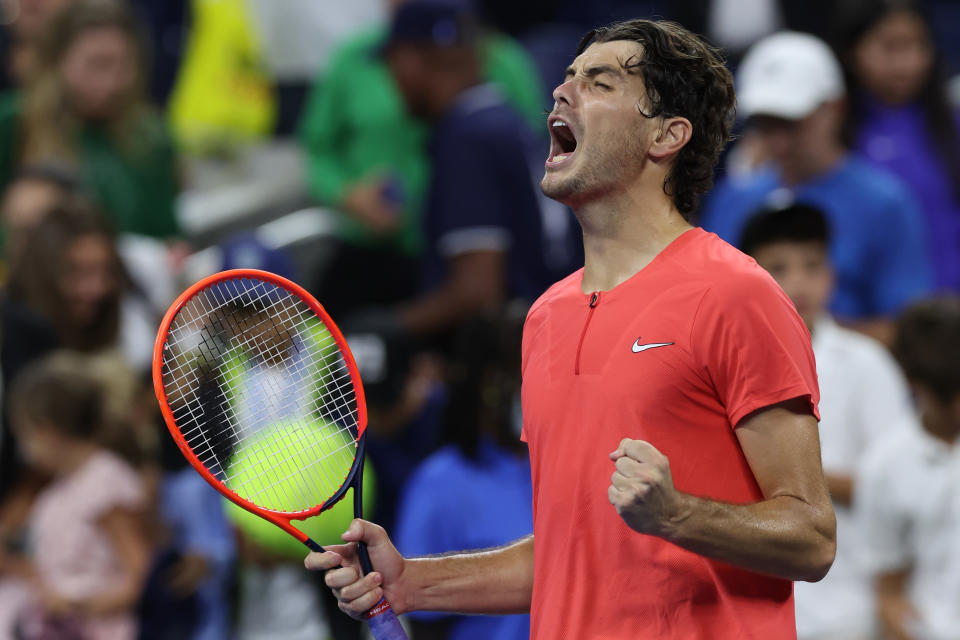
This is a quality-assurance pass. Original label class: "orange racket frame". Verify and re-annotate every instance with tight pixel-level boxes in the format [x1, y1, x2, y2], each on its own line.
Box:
[151, 268, 369, 545]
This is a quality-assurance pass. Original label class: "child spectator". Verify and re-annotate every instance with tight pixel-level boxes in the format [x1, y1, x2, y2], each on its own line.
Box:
[834, 0, 960, 293]
[0, 354, 152, 639]
[394, 306, 533, 640]
[855, 296, 960, 640]
[740, 203, 913, 640]
[0, 0, 180, 240]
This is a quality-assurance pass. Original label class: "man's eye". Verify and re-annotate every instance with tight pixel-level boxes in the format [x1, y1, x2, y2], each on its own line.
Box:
[595, 82, 611, 90]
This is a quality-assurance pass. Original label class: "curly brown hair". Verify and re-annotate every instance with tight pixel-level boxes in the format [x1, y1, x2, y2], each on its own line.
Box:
[576, 20, 735, 215]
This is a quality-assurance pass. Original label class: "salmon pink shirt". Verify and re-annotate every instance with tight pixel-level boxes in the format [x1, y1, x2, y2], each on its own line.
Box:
[520, 228, 820, 639]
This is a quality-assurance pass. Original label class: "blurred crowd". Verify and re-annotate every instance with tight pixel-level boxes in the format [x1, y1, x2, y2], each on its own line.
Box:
[0, 0, 957, 639]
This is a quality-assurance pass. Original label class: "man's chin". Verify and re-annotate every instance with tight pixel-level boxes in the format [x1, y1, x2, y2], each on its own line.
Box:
[540, 173, 579, 204]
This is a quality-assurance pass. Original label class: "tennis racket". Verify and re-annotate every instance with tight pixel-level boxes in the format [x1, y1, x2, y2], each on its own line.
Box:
[152, 268, 408, 640]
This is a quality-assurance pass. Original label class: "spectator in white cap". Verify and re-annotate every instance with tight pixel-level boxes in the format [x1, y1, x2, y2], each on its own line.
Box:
[700, 31, 932, 344]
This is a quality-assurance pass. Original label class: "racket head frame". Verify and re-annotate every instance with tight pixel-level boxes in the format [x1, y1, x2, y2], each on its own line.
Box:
[152, 268, 369, 545]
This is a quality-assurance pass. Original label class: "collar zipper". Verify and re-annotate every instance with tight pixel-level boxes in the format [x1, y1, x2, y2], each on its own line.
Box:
[575, 292, 600, 375]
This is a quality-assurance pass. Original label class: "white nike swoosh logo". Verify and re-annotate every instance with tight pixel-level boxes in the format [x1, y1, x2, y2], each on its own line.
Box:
[632, 340, 674, 353]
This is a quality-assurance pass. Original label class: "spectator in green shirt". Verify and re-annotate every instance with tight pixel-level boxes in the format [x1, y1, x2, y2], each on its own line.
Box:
[298, 7, 544, 318]
[0, 0, 179, 244]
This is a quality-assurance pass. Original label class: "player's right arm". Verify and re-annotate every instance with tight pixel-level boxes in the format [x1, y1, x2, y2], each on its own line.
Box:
[305, 519, 534, 618]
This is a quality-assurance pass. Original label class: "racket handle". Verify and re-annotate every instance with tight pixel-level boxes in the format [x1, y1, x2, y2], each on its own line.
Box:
[366, 598, 408, 640]
[357, 540, 409, 638]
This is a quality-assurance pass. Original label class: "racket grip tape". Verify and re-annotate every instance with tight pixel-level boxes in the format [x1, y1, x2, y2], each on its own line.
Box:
[365, 598, 408, 639]
[357, 541, 409, 639]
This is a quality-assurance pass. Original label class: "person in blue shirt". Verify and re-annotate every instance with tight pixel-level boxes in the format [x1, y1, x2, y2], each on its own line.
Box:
[834, 0, 960, 293]
[700, 31, 931, 343]
[394, 306, 532, 640]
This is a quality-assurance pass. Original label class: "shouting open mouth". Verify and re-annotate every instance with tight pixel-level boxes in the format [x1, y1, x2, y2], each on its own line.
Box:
[546, 116, 578, 167]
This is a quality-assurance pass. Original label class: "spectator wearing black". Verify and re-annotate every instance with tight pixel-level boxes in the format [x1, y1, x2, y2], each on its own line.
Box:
[384, 0, 577, 340]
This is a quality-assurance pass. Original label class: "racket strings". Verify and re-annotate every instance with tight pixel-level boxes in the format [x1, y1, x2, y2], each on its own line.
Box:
[161, 277, 361, 513]
[191, 281, 358, 506]
[170, 285, 355, 510]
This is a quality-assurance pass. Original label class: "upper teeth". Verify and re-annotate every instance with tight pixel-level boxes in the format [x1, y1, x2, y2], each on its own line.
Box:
[552, 121, 567, 127]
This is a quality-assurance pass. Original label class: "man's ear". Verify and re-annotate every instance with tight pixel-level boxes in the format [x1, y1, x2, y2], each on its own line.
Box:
[649, 116, 692, 160]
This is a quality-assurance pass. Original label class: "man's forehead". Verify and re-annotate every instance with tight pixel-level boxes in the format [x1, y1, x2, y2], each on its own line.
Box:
[569, 40, 645, 73]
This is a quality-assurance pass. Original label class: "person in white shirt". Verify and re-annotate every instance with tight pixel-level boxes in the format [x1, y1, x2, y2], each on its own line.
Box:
[856, 297, 960, 640]
[740, 203, 913, 639]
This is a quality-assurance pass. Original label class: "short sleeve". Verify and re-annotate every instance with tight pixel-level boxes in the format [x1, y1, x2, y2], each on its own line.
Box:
[692, 270, 820, 427]
[853, 440, 911, 573]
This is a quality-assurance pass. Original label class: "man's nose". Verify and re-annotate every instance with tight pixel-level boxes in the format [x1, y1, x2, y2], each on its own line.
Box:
[552, 79, 575, 109]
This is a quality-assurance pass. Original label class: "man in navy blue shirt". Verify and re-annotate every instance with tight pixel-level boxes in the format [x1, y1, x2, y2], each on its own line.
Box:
[384, 0, 577, 337]
[700, 31, 931, 343]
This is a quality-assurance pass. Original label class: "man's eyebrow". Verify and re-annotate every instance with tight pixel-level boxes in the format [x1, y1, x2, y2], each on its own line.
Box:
[564, 64, 623, 79]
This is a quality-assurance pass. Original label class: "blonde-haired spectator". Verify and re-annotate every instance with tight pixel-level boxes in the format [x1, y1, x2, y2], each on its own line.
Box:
[0, 0, 180, 241]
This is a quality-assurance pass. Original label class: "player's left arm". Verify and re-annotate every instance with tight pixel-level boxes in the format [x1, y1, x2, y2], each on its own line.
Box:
[608, 397, 836, 582]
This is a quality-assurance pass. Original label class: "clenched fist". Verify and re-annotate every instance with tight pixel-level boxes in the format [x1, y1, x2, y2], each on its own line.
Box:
[608, 438, 686, 537]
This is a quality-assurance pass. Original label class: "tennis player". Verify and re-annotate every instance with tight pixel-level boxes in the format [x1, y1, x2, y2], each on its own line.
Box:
[307, 18, 836, 639]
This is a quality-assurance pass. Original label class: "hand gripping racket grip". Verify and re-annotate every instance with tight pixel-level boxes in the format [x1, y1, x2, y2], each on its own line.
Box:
[305, 538, 408, 640]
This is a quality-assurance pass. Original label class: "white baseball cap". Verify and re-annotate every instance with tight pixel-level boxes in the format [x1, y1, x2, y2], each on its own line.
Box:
[737, 31, 845, 121]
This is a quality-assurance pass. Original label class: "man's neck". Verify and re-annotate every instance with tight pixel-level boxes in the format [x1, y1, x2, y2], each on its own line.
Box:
[780, 144, 846, 186]
[577, 186, 693, 293]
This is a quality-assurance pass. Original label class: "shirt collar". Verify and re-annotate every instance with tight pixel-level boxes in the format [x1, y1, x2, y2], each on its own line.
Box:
[446, 83, 503, 119]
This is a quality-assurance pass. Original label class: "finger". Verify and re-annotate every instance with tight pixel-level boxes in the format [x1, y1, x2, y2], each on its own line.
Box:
[610, 470, 646, 491]
[614, 455, 646, 476]
[608, 484, 624, 506]
[341, 519, 388, 546]
[304, 551, 343, 572]
[339, 572, 383, 603]
[621, 439, 664, 463]
[324, 565, 362, 589]
[339, 587, 384, 620]
[609, 438, 633, 459]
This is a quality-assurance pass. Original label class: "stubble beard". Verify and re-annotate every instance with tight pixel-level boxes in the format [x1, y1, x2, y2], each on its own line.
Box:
[540, 131, 647, 208]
